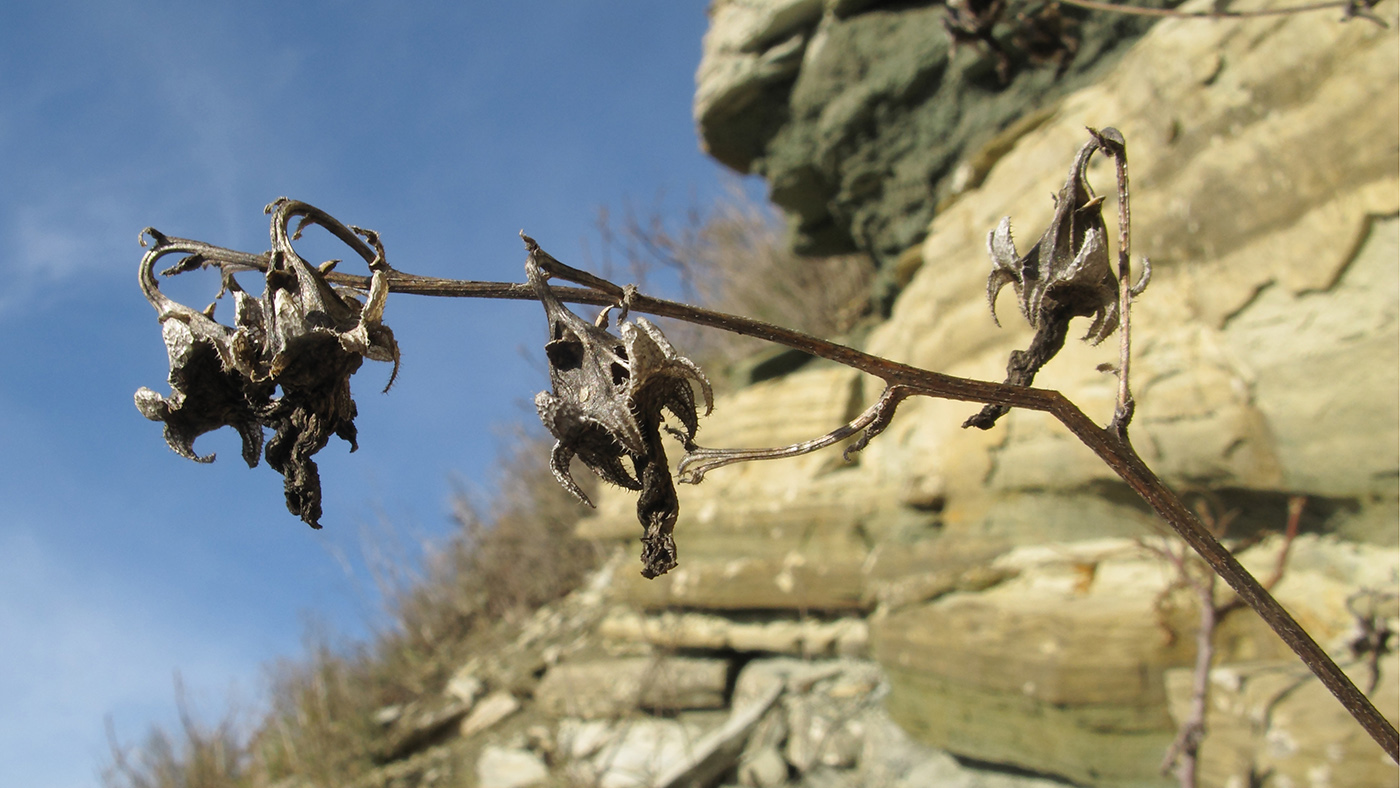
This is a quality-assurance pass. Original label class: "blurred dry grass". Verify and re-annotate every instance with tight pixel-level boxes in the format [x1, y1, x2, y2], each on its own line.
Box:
[103, 428, 600, 788]
[592, 186, 875, 376]
[103, 676, 250, 788]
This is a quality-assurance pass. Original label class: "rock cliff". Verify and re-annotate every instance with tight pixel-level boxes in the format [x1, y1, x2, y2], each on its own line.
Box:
[606, 0, 1400, 783]
[693, 0, 1177, 272]
[344, 2, 1398, 787]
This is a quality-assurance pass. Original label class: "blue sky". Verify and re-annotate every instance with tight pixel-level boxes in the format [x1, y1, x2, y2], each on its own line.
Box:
[0, 3, 736, 785]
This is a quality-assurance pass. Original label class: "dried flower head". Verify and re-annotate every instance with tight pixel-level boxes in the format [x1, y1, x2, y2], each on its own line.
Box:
[525, 235, 711, 577]
[134, 200, 400, 528]
[966, 131, 1120, 430]
[986, 135, 1118, 344]
[252, 199, 400, 527]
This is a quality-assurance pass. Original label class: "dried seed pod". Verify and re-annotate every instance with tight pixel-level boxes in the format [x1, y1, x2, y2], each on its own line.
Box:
[524, 235, 711, 577]
[967, 131, 1120, 430]
[985, 136, 1118, 343]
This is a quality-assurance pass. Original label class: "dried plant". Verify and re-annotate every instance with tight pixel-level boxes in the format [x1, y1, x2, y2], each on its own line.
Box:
[135, 199, 400, 528]
[1346, 588, 1397, 696]
[1058, 0, 1387, 25]
[130, 129, 1398, 761]
[526, 234, 712, 578]
[942, 0, 1386, 83]
[942, 0, 1081, 83]
[103, 676, 250, 788]
[965, 127, 1148, 430]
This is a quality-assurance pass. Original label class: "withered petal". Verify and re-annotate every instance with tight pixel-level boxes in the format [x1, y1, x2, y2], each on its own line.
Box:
[535, 391, 643, 505]
[136, 295, 272, 467]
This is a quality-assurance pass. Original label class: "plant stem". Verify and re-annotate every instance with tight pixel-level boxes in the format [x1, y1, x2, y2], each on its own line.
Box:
[1057, 0, 1386, 26]
[1090, 127, 1142, 440]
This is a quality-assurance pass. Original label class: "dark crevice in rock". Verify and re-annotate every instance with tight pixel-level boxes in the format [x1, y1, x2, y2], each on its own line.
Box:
[1081, 479, 1367, 542]
[952, 753, 1086, 786]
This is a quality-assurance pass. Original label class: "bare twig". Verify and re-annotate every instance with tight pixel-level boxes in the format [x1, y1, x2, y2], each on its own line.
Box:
[1158, 496, 1316, 784]
[1057, 0, 1388, 26]
[1160, 560, 1215, 787]
[1347, 589, 1398, 695]
[1209, 496, 1302, 621]
[1153, 501, 1232, 787]
[1088, 127, 1151, 439]
[676, 386, 912, 483]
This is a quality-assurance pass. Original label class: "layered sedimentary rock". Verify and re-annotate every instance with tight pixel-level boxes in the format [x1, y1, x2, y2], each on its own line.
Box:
[597, 1, 1400, 784]
[347, 4, 1398, 787]
[694, 0, 1177, 265]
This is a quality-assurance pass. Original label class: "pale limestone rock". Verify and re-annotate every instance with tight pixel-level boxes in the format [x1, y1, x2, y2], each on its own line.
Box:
[1231, 534, 1400, 656]
[783, 691, 864, 771]
[610, 551, 869, 612]
[583, 717, 711, 788]
[731, 657, 888, 776]
[874, 538, 1193, 785]
[897, 749, 1070, 788]
[694, 0, 824, 170]
[738, 745, 789, 787]
[372, 704, 402, 727]
[877, 532, 1400, 784]
[696, 0, 1169, 260]
[557, 718, 615, 761]
[444, 670, 482, 706]
[534, 656, 730, 719]
[598, 607, 869, 657]
[651, 677, 784, 788]
[459, 691, 520, 739]
[1218, 216, 1399, 497]
[570, 2, 1398, 784]
[864, 0, 1399, 514]
[475, 746, 547, 788]
[374, 695, 471, 762]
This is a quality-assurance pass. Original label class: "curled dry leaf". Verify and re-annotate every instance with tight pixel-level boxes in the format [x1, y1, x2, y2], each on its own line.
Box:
[133, 200, 400, 529]
[134, 230, 273, 467]
[965, 129, 1119, 430]
[525, 235, 712, 577]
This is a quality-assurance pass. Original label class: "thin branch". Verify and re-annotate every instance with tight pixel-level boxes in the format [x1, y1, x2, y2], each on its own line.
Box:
[1057, 0, 1389, 26]
[1216, 495, 1302, 617]
[1161, 565, 1214, 787]
[138, 230, 1400, 761]
[1089, 128, 1150, 440]
[676, 386, 912, 483]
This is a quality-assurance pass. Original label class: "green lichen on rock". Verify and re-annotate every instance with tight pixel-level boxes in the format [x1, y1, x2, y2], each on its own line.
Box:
[696, 0, 1180, 275]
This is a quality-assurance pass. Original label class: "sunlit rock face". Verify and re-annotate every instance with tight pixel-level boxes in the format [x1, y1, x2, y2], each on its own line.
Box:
[693, 0, 1175, 267]
[628, 2, 1399, 784]
[359, 7, 1400, 788]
